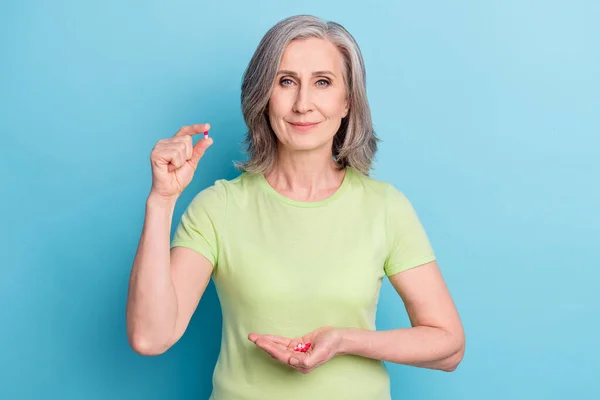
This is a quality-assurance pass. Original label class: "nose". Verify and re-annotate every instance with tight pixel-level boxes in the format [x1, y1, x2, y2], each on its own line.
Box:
[292, 84, 313, 114]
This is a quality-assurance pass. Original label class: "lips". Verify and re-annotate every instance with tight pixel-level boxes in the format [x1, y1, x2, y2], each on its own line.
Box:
[289, 121, 321, 131]
[290, 122, 319, 126]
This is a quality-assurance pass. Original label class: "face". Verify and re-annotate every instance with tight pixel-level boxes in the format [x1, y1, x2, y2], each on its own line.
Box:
[267, 37, 350, 152]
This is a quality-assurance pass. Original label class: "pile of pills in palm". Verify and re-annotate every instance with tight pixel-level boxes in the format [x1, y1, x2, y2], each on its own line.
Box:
[294, 343, 311, 352]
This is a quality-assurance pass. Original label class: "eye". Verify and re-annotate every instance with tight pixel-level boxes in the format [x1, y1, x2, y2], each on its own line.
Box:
[316, 79, 330, 87]
[280, 78, 295, 86]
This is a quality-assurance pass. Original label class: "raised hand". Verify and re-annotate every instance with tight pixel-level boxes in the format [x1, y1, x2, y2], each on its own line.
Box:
[149, 123, 212, 200]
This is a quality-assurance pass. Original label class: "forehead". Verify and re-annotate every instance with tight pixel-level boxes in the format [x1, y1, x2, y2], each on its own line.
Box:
[278, 37, 344, 73]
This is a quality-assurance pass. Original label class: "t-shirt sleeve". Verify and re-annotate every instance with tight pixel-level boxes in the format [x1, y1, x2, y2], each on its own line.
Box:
[170, 181, 227, 267]
[383, 185, 436, 276]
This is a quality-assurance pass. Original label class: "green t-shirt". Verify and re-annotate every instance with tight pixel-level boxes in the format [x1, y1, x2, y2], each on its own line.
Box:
[171, 166, 436, 400]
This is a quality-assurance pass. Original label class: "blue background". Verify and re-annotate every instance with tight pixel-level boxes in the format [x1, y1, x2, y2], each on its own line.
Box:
[1, 1, 598, 399]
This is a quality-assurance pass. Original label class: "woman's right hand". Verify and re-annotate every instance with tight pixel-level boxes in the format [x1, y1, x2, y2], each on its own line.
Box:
[149, 123, 213, 200]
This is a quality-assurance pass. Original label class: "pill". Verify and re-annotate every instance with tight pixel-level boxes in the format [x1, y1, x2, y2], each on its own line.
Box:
[204, 131, 209, 140]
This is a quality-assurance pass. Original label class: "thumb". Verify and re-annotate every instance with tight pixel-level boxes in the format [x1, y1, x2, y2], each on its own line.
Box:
[190, 136, 213, 167]
[295, 345, 327, 368]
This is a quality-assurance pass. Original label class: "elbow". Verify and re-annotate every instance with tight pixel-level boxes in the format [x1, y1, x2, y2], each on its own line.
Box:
[441, 337, 465, 372]
[128, 331, 172, 356]
[441, 348, 464, 372]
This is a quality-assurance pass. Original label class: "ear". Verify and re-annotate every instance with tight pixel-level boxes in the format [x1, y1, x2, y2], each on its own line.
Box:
[342, 99, 350, 118]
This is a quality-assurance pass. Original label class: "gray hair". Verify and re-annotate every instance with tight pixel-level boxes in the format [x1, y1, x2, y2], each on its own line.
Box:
[235, 14, 379, 176]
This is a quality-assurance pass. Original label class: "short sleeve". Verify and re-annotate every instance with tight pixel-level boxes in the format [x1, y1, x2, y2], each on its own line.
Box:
[383, 185, 436, 276]
[170, 181, 227, 267]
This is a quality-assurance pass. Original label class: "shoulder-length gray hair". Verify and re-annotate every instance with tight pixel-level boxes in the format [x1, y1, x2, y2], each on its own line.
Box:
[235, 14, 378, 176]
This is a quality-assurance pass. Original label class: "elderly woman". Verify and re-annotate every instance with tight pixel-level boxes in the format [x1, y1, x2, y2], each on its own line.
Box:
[126, 14, 465, 400]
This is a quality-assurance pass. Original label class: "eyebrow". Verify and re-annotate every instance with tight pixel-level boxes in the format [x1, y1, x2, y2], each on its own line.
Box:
[276, 70, 336, 77]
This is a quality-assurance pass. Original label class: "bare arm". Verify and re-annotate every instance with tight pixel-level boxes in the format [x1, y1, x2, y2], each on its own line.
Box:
[126, 123, 214, 356]
[338, 261, 465, 371]
[125, 194, 213, 355]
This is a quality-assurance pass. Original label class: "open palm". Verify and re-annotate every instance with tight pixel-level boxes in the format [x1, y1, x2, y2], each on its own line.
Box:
[248, 326, 343, 374]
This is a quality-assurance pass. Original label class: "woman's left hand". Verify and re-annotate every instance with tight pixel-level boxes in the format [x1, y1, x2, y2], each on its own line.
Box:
[248, 326, 344, 374]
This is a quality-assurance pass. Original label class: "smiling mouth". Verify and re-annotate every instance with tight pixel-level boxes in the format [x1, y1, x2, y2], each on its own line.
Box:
[288, 121, 321, 131]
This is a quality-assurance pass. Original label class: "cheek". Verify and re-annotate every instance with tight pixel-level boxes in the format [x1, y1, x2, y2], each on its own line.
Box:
[269, 91, 292, 117]
[320, 93, 348, 118]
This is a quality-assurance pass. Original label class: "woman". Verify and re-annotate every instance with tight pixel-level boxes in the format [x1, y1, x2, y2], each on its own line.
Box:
[126, 14, 465, 400]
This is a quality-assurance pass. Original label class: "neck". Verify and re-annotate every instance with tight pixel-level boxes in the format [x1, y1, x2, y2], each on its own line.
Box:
[265, 145, 346, 201]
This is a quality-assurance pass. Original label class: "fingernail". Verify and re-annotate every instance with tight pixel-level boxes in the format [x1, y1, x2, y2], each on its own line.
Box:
[290, 358, 299, 365]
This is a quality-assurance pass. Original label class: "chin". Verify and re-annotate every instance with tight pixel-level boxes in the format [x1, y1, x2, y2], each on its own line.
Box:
[282, 136, 332, 152]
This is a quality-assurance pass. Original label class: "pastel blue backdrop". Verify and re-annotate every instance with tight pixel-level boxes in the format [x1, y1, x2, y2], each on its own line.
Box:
[1, 1, 598, 399]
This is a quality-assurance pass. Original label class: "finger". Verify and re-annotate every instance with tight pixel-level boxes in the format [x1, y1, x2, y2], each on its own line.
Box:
[291, 347, 325, 370]
[159, 140, 192, 162]
[172, 135, 193, 160]
[155, 148, 179, 165]
[255, 337, 288, 354]
[166, 149, 186, 172]
[259, 335, 292, 348]
[289, 354, 316, 373]
[174, 123, 211, 138]
[184, 136, 193, 160]
[289, 354, 308, 369]
[255, 338, 291, 364]
[189, 136, 213, 167]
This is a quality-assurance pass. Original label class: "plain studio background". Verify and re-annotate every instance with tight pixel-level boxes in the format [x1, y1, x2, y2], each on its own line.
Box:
[1, 1, 598, 399]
